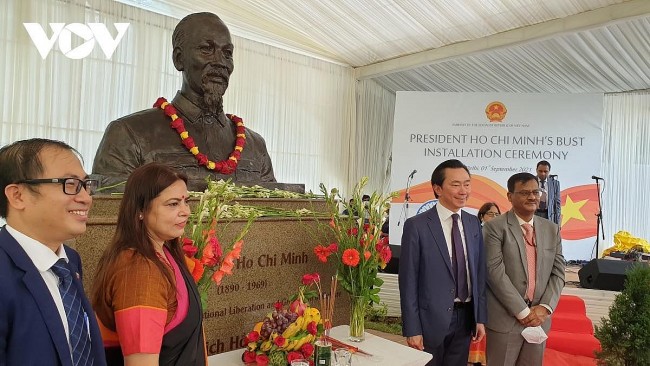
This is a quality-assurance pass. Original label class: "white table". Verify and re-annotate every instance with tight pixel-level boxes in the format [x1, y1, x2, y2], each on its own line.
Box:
[208, 325, 432, 366]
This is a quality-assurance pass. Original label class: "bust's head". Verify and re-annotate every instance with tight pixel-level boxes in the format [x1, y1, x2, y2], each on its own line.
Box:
[172, 12, 234, 115]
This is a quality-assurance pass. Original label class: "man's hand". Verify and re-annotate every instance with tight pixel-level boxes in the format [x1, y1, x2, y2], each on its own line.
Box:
[406, 335, 424, 350]
[518, 305, 549, 327]
[472, 323, 486, 342]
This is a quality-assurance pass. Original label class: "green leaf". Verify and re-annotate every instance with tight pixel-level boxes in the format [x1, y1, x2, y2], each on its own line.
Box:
[374, 276, 384, 287]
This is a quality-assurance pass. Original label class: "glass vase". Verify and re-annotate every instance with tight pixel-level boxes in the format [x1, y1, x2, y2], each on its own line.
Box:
[348, 295, 366, 342]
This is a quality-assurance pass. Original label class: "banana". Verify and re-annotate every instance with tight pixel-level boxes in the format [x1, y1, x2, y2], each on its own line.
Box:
[260, 340, 272, 352]
[291, 334, 313, 351]
[282, 321, 301, 338]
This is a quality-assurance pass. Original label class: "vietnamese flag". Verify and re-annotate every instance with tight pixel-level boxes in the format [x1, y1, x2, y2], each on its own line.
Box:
[393, 176, 599, 240]
[559, 185, 599, 240]
[392, 175, 510, 212]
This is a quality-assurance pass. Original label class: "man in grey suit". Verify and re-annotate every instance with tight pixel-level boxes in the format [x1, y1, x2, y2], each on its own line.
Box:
[400, 159, 487, 366]
[535, 161, 561, 225]
[483, 172, 565, 366]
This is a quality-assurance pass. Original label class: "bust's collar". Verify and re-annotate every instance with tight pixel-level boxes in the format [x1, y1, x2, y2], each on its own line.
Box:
[171, 91, 225, 126]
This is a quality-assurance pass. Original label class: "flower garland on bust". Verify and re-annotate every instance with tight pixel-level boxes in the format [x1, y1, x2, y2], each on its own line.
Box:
[154, 97, 246, 175]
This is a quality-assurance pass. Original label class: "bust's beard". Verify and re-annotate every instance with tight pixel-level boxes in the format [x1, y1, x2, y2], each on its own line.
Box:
[201, 79, 227, 115]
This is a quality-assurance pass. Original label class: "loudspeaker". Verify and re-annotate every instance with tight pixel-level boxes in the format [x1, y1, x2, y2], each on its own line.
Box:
[578, 259, 648, 291]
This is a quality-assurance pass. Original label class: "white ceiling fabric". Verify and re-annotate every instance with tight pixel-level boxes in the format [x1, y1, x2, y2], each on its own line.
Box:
[120, 0, 649, 93]
[372, 16, 650, 93]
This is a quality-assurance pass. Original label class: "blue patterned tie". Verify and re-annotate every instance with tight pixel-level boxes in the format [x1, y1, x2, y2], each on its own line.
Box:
[451, 214, 469, 301]
[51, 259, 93, 366]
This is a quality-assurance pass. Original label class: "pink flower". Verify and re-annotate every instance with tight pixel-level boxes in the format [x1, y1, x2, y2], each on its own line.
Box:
[301, 342, 314, 357]
[301, 272, 320, 285]
[287, 351, 304, 363]
[255, 354, 269, 366]
[274, 335, 287, 347]
[243, 350, 256, 363]
[306, 321, 318, 335]
[246, 331, 260, 343]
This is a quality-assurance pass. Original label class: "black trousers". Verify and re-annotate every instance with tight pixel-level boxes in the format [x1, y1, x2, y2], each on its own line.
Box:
[424, 303, 474, 366]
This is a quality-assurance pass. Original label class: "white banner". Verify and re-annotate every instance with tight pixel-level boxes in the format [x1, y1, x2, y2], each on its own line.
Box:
[389, 92, 603, 260]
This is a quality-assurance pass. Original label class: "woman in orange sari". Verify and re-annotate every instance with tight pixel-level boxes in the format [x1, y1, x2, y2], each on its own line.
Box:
[92, 163, 206, 366]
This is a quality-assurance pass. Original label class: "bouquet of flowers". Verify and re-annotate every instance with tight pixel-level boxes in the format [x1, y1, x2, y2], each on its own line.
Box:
[242, 273, 326, 366]
[183, 180, 257, 309]
[313, 177, 395, 340]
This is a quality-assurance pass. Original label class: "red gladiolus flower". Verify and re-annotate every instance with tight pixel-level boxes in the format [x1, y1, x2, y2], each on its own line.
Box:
[327, 243, 338, 252]
[201, 236, 222, 266]
[243, 350, 256, 363]
[302, 272, 320, 285]
[287, 351, 304, 363]
[274, 335, 287, 347]
[301, 343, 315, 357]
[314, 245, 330, 263]
[342, 249, 360, 267]
[364, 250, 371, 260]
[306, 321, 318, 335]
[182, 238, 198, 257]
[347, 227, 359, 236]
[246, 331, 260, 343]
[255, 354, 269, 366]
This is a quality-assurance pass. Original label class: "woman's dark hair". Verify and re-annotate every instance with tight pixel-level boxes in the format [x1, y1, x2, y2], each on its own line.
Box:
[92, 163, 188, 306]
[478, 202, 501, 223]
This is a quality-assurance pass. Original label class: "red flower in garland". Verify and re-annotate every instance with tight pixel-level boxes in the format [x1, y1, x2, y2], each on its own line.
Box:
[154, 97, 246, 174]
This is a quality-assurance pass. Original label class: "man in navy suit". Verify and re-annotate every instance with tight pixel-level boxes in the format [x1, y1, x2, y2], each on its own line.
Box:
[0, 139, 106, 366]
[399, 159, 487, 366]
[535, 161, 561, 225]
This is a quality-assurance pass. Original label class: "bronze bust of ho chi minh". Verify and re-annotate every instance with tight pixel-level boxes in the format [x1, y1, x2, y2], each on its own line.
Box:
[92, 12, 276, 192]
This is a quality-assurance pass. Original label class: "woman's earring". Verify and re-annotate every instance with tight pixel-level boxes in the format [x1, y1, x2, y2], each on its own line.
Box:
[138, 214, 143, 220]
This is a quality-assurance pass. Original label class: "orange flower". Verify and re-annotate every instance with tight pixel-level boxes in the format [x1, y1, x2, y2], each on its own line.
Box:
[342, 248, 360, 267]
[187, 257, 204, 282]
[364, 250, 371, 260]
[314, 244, 332, 263]
[212, 270, 226, 285]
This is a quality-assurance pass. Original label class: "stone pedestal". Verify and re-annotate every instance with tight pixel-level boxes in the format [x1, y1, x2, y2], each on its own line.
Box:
[71, 195, 349, 355]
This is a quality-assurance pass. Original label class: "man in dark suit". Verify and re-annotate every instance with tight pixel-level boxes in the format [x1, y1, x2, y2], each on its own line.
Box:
[535, 161, 561, 225]
[0, 139, 106, 366]
[483, 172, 565, 366]
[399, 159, 487, 366]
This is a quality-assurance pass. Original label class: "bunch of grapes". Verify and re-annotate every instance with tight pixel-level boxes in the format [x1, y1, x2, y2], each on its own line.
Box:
[259, 309, 300, 339]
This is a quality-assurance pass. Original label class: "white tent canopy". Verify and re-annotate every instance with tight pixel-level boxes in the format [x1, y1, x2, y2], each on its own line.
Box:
[120, 0, 650, 93]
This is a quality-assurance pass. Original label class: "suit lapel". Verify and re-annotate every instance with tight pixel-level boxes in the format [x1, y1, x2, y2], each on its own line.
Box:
[426, 207, 454, 278]
[1, 229, 73, 366]
[506, 211, 529, 279]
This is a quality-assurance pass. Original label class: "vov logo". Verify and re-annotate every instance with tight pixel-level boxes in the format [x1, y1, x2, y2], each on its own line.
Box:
[23, 23, 130, 60]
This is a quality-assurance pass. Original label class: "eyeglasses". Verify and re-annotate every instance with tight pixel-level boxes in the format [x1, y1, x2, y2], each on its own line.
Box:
[17, 178, 99, 196]
[484, 212, 500, 217]
[513, 189, 543, 197]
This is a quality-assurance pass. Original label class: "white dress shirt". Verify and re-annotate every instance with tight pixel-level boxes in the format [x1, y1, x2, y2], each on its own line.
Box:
[435, 203, 472, 302]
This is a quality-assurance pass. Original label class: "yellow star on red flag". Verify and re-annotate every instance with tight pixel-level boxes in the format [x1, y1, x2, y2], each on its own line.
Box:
[561, 195, 589, 227]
